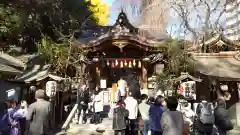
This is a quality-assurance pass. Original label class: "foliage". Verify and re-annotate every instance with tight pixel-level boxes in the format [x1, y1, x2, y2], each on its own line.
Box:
[0, 5, 22, 51]
[38, 35, 91, 77]
[165, 39, 195, 75]
[155, 38, 195, 92]
[85, 0, 110, 26]
[1, 0, 98, 53]
[0, 6, 21, 36]
[39, 36, 69, 68]
[155, 72, 174, 92]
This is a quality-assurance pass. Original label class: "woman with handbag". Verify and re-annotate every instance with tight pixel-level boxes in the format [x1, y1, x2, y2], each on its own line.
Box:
[92, 87, 103, 124]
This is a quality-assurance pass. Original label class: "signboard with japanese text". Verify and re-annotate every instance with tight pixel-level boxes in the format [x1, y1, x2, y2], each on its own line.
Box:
[179, 81, 196, 100]
[46, 81, 57, 97]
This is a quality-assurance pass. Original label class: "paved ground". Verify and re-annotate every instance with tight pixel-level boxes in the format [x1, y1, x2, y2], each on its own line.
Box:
[228, 127, 240, 135]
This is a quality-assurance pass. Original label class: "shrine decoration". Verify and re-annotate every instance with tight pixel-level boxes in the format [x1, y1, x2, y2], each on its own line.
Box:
[133, 59, 136, 67]
[129, 61, 132, 68]
[124, 60, 128, 66]
[111, 62, 115, 68]
[104, 58, 143, 68]
[138, 61, 141, 68]
[120, 61, 123, 68]
[115, 60, 118, 66]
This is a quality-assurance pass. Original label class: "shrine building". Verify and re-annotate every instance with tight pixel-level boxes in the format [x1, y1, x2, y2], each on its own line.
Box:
[74, 11, 167, 90]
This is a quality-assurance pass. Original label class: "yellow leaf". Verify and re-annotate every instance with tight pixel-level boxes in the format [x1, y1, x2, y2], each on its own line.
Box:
[87, 0, 109, 25]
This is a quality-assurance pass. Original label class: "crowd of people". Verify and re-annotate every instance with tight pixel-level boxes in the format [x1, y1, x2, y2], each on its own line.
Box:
[112, 92, 234, 135]
[0, 90, 52, 135]
[0, 81, 235, 135]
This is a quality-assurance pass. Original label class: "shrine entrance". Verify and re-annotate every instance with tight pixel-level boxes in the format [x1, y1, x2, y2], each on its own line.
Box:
[101, 58, 142, 87]
[74, 11, 167, 90]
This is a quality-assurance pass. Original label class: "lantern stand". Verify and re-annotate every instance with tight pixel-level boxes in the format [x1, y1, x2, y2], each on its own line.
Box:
[50, 95, 55, 129]
[46, 81, 57, 130]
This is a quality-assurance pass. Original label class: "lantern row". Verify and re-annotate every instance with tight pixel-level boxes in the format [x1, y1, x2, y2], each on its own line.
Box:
[105, 59, 142, 68]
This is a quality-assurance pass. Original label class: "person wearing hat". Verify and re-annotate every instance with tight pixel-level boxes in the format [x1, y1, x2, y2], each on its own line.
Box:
[26, 89, 51, 135]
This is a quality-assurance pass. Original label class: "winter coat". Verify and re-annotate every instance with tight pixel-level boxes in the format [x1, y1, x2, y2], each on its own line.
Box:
[214, 100, 233, 135]
[112, 106, 128, 130]
[124, 97, 138, 119]
[79, 89, 90, 105]
[194, 102, 214, 133]
[149, 104, 164, 132]
[160, 111, 181, 135]
[26, 99, 51, 135]
[93, 91, 103, 113]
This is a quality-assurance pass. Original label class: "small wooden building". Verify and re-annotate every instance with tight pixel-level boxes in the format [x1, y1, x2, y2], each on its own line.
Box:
[192, 33, 240, 107]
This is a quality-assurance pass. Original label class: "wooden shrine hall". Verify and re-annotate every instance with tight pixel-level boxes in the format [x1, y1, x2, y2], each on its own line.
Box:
[74, 11, 167, 90]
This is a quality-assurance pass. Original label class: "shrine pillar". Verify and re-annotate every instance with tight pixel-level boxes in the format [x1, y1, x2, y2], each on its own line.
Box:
[142, 59, 148, 90]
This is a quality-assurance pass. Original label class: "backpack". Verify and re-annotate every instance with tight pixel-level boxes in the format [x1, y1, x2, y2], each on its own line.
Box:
[199, 102, 215, 124]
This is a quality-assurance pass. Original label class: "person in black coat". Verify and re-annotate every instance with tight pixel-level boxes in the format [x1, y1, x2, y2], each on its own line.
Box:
[78, 85, 90, 124]
[193, 96, 214, 135]
[214, 99, 233, 135]
[125, 73, 141, 100]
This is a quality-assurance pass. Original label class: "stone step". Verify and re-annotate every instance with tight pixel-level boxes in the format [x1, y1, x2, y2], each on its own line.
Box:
[56, 118, 113, 135]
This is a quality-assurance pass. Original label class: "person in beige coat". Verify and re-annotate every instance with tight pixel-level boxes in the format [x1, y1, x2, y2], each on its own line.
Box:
[26, 90, 51, 135]
[160, 96, 184, 135]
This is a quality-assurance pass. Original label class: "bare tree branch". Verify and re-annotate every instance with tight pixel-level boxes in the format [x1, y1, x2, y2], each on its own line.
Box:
[169, 0, 226, 41]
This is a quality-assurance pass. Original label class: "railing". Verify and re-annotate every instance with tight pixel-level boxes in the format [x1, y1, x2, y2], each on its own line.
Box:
[61, 104, 78, 130]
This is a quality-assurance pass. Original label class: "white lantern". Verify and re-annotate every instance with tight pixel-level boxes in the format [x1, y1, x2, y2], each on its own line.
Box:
[124, 60, 128, 67]
[115, 60, 118, 66]
[220, 85, 228, 91]
[133, 59, 136, 67]
[120, 61, 123, 68]
[138, 61, 141, 68]
[46, 81, 57, 97]
[129, 61, 132, 68]
[107, 60, 110, 66]
[155, 63, 164, 74]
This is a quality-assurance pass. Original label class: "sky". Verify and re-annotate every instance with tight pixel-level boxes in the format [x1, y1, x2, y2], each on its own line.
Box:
[101, 0, 187, 39]
[101, 0, 227, 40]
[102, 0, 133, 25]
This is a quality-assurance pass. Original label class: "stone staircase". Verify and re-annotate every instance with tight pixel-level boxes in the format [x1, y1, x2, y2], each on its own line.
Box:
[60, 118, 114, 135]
[56, 104, 114, 135]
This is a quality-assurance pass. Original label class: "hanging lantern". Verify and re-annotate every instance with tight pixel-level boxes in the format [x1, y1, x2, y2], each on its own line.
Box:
[115, 59, 118, 66]
[129, 61, 132, 68]
[107, 60, 110, 66]
[124, 60, 128, 67]
[133, 59, 136, 67]
[138, 61, 141, 68]
[120, 61, 123, 68]
[111, 62, 115, 68]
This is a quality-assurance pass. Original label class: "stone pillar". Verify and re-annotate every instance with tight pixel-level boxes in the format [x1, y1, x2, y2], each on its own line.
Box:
[236, 103, 240, 127]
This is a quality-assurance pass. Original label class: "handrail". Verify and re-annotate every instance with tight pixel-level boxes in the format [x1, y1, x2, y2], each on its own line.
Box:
[61, 104, 78, 130]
